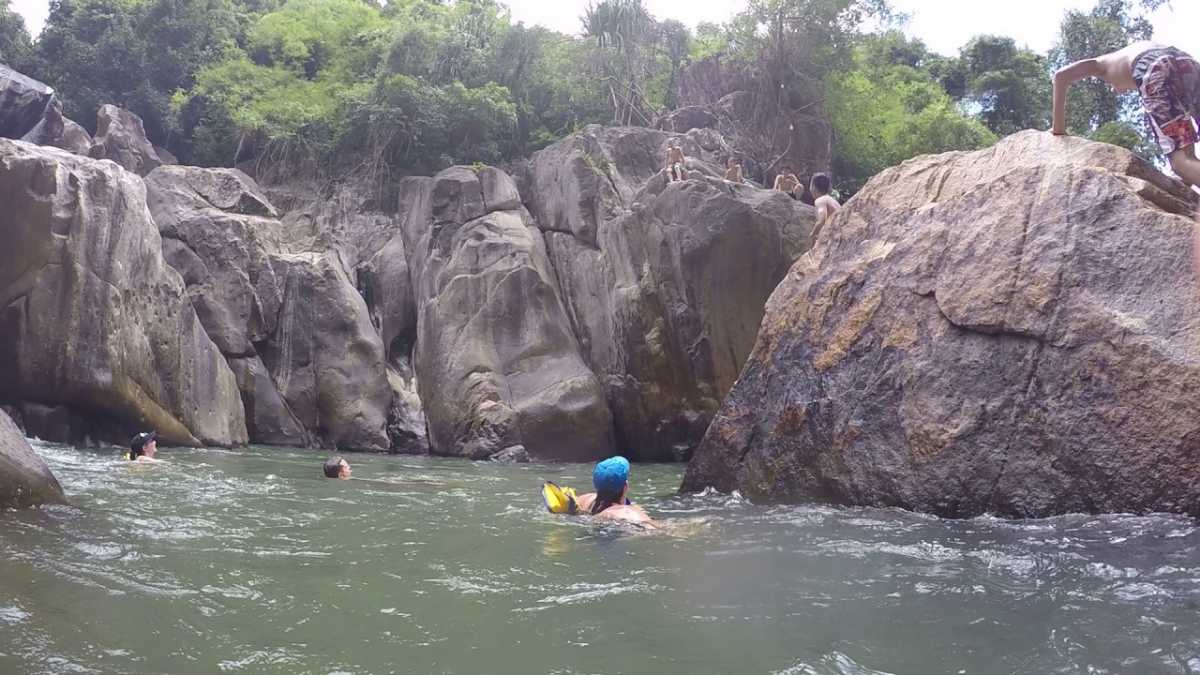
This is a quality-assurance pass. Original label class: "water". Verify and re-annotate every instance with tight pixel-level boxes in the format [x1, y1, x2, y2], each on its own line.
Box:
[2, 443, 1199, 675]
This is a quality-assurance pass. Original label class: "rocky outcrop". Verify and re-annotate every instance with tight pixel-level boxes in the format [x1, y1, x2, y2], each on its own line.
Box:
[683, 131, 1200, 518]
[145, 166, 393, 451]
[529, 126, 815, 461]
[89, 104, 162, 176]
[20, 98, 93, 156]
[400, 166, 613, 460]
[0, 139, 247, 447]
[0, 409, 66, 509]
[0, 65, 54, 139]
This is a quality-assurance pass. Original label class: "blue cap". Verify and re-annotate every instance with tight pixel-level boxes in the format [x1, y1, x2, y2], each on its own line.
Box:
[593, 456, 630, 497]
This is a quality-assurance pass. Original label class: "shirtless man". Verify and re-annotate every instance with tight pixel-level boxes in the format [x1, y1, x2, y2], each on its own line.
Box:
[810, 172, 841, 233]
[724, 157, 744, 183]
[1053, 41, 1200, 187]
[666, 142, 686, 182]
[126, 431, 158, 461]
[574, 456, 657, 528]
[773, 166, 801, 199]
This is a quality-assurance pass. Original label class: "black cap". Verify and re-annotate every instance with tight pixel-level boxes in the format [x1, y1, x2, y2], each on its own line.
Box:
[130, 431, 157, 453]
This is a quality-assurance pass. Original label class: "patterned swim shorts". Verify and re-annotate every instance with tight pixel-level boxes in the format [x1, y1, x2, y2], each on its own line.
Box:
[1136, 48, 1200, 155]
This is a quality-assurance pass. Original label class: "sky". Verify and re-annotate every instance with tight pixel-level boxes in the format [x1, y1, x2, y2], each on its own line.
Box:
[9, 0, 1199, 57]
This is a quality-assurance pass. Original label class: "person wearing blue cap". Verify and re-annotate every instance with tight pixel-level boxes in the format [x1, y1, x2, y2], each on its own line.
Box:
[574, 456, 657, 527]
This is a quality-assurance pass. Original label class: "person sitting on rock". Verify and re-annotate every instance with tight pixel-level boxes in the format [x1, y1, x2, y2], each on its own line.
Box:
[724, 157, 744, 184]
[575, 456, 658, 528]
[773, 166, 801, 199]
[1053, 41, 1200, 187]
[125, 431, 158, 461]
[666, 142, 687, 182]
[323, 456, 352, 479]
[811, 172, 841, 232]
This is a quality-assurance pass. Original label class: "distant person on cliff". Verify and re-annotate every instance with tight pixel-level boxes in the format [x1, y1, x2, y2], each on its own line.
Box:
[1052, 41, 1200, 187]
[724, 157, 744, 184]
[125, 431, 158, 461]
[666, 142, 687, 182]
[811, 172, 841, 234]
[574, 456, 658, 528]
[773, 166, 801, 199]
[323, 456, 352, 479]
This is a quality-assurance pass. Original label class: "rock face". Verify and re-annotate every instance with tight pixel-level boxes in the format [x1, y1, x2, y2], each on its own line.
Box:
[89, 104, 162, 176]
[0, 409, 66, 509]
[0, 139, 247, 447]
[0, 65, 54, 139]
[530, 126, 815, 460]
[683, 131, 1200, 518]
[145, 166, 392, 451]
[400, 166, 613, 460]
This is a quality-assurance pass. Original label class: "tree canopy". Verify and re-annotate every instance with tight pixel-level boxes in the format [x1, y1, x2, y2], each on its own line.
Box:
[4, 0, 1169, 195]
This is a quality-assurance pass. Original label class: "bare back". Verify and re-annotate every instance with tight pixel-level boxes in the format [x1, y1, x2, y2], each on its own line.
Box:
[1096, 41, 1167, 92]
[594, 504, 658, 528]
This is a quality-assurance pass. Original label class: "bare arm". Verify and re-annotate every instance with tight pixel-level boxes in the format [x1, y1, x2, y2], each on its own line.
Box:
[1052, 59, 1102, 135]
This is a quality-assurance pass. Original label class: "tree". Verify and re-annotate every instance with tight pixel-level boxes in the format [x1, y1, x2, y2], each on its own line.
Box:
[0, 0, 34, 71]
[959, 35, 1050, 136]
[35, 0, 242, 149]
[827, 36, 996, 195]
[581, 0, 657, 125]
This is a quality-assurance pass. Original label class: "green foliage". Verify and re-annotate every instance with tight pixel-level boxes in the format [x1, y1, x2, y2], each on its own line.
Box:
[959, 36, 1051, 135]
[0, 0, 34, 71]
[1090, 120, 1157, 157]
[827, 37, 997, 195]
[34, 0, 242, 148]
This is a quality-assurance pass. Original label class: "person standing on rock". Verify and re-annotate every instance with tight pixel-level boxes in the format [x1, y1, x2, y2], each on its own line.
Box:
[811, 172, 841, 234]
[1052, 41, 1200, 187]
[724, 157, 744, 184]
[666, 142, 687, 182]
[773, 166, 802, 199]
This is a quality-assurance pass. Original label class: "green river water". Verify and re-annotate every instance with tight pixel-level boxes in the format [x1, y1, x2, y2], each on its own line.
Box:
[1, 442, 1198, 674]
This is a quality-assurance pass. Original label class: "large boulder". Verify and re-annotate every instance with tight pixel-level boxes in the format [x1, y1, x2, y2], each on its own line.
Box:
[530, 126, 815, 460]
[0, 139, 247, 447]
[20, 98, 93, 157]
[146, 166, 393, 451]
[682, 130, 1200, 518]
[0, 65, 54, 139]
[0, 409, 66, 509]
[400, 166, 613, 460]
[89, 104, 162, 176]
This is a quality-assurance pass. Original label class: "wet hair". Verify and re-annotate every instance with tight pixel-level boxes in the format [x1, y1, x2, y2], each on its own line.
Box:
[589, 484, 625, 515]
[811, 172, 831, 195]
[323, 456, 346, 478]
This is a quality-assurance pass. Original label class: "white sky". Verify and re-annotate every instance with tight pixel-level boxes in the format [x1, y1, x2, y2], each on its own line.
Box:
[10, 0, 1198, 57]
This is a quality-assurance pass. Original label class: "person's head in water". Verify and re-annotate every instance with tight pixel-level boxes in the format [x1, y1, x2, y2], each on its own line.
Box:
[590, 456, 630, 515]
[810, 172, 832, 197]
[323, 456, 351, 479]
[128, 431, 157, 460]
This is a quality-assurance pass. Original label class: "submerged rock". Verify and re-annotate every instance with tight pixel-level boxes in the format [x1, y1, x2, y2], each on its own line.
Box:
[0, 139, 246, 447]
[530, 125, 815, 460]
[683, 130, 1200, 518]
[0, 409, 65, 509]
[400, 166, 613, 461]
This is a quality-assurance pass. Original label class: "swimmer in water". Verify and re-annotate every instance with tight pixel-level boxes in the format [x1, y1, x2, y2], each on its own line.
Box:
[575, 456, 658, 528]
[125, 431, 159, 461]
[323, 456, 352, 479]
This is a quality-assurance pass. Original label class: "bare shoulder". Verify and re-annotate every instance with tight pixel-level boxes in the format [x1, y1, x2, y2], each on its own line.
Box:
[816, 195, 841, 210]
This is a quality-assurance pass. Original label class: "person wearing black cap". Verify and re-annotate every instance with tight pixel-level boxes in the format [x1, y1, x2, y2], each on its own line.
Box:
[126, 431, 158, 461]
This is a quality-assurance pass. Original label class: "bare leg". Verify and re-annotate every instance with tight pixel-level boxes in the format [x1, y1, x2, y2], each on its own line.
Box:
[1168, 146, 1200, 187]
